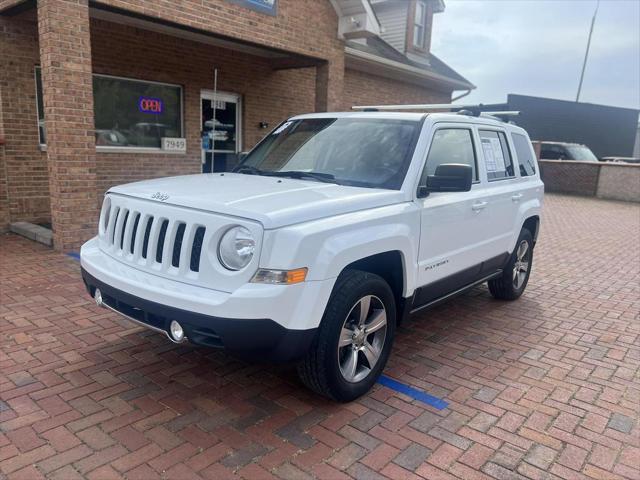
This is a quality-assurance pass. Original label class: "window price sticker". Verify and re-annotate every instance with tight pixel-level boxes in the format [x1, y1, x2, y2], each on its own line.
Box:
[161, 137, 187, 152]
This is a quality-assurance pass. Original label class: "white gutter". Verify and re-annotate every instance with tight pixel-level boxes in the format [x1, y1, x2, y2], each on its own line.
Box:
[345, 46, 475, 91]
[330, 0, 381, 39]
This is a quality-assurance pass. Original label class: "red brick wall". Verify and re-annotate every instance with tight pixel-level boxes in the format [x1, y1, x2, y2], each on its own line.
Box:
[38, 0, 99, 251]
[0, 12, 50, 228]
[341, 68, 451, 110]
[0, 2, 458, 238]
[0, 94, 7, 231]
[96, 0, 342, 62]
[89, 18, 316, 201]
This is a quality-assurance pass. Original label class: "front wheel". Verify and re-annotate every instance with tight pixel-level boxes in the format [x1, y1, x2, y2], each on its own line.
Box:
[488, 228, 534, 300]
[297, 270, 396, 402]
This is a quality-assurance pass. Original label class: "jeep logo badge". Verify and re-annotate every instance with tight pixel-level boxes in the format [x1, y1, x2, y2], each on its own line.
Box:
[151, 192, 169, 201]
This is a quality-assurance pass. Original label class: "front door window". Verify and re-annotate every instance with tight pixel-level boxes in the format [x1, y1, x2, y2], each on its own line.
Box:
[201, 92, 241, 172]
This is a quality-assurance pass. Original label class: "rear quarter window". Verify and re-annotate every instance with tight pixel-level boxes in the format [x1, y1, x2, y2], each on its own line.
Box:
[512, 133, 537, 176]
[479, 130, 514, 180]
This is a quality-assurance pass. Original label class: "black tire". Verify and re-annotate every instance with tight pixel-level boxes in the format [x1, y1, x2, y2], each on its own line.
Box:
[488, 228, 534, 300]
[297, 269, 396, 402]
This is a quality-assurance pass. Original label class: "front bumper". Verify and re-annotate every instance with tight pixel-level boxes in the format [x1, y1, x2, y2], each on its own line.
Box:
[80, 238, 334, 362]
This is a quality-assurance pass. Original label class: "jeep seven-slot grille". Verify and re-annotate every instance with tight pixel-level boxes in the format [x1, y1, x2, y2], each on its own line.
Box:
[104, 208, 206, 272]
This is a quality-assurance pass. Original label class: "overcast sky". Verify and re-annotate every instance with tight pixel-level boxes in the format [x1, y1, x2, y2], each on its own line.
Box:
[431, 0, 640, 110]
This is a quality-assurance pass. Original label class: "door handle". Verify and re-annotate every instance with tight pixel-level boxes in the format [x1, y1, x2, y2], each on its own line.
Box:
[472, 201, 488, 212]
[511, 193, 523, 202]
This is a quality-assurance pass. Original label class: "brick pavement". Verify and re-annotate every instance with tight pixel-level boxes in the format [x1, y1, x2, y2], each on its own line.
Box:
[1, 194, 639, 480]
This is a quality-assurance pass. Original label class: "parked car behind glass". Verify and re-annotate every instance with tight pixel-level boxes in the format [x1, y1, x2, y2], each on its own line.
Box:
[536, 141, 599, 162]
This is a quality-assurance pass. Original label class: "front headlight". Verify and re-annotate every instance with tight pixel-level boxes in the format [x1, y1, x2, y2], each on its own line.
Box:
[218, 226, 255, 271]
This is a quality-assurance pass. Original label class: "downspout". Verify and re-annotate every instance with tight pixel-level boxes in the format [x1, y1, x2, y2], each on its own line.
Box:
[452, 89, 472, 103]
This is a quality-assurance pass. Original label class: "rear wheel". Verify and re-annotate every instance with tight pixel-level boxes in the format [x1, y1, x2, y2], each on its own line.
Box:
[297, 270, 396, 402]
[488, 228, 534, 300]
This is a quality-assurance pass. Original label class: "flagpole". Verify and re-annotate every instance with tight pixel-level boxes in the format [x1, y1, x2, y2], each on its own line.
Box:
[576, 0, 599, 102]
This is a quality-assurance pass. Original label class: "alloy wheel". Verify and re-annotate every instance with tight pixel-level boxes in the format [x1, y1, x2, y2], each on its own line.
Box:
[337, 295, 387, 383]
[512, 240, 530, 289]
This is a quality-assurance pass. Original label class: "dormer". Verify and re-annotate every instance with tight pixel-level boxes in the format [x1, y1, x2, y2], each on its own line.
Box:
[370, 0, 444, 63]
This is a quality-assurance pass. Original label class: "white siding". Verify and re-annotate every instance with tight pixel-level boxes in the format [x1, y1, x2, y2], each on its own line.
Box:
[373, 2, 409, 53]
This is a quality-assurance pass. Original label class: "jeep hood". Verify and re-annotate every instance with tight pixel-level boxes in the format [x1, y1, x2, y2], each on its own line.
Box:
[108, 173, 405, 229]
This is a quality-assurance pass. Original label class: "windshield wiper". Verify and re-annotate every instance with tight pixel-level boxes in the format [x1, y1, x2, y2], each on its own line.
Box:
[232, 166, 337, 184]
[265, 171, 337, 184]
[233, 164, 264, 175]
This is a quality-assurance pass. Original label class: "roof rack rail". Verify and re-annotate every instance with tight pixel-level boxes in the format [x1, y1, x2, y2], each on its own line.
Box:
[352, 103, 479, 111]
[351, 104, 520, 122]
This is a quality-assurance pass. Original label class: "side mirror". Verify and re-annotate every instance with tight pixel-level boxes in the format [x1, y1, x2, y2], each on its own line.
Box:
[419, 163, 473, 197]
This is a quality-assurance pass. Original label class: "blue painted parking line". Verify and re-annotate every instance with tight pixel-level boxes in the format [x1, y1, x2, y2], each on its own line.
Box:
[378, 375, 448, 410]
[67, 252, 80, 261]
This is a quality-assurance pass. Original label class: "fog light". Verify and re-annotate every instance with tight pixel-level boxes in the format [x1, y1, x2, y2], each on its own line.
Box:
[169, 320, 185, 342]
[94, 288, 103, 307]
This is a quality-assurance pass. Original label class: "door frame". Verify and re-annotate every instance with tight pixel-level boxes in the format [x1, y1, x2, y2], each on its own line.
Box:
[200, 89, 242, 164]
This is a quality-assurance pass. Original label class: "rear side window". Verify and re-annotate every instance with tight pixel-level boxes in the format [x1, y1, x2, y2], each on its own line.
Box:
[512, 133, 537, 176]
[479, 130, 514, 180]
[421, 128, 478, 185]
[540, 144, 567, 160]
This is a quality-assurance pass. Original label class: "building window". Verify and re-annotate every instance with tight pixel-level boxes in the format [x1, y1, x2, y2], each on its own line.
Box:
[413, 0, 428, 50]
[93, 74, 183, 149]
[35, 67, 46, 145]
[34, 70, 183, 150]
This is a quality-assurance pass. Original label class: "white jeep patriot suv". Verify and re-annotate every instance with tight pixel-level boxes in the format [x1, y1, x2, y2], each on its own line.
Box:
[81, 111, 543, 401]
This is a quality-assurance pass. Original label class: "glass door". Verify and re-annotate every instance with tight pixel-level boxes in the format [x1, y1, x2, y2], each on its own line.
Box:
[201, 91, 241, 172]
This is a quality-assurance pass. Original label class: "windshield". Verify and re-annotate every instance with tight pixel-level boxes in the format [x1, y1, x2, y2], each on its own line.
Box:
[566, 145, 598, 162]
[238, 117, 421, 189]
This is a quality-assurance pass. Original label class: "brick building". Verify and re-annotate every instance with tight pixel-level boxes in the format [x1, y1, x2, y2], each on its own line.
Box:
[0, 0, 473, 250]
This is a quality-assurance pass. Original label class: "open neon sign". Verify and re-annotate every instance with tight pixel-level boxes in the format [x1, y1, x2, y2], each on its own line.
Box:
[138, 96, 163, 114]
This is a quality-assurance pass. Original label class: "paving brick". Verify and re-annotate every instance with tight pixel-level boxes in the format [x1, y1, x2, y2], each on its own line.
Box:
[347, 462, 389, 480]
[393, 443, 431, 471]
[351, 410, 386, 432]
[37, 445, 93, 474]
[312, 462, 352, 480]
[73, 445, 128, 475]
[328, 443, 368, 471]
[557, 444, 588, 471]
[524, 444, 557, 470]
[468, 412, 499, 432]
[111, 444, 163, 473]
[607, 413, 634, 434]
[41, 426, 82, 452]
[459, 443, 494, 469]
[474, 386, 500, 403]
[428, 442, 464, 470]
[1, 195, 638, 480]
[75, 426, 115, 450]
[409, 410, 441, 433]
[86, 464, 124, 480]
[272, 462, 313, 480]
[338, 425, 381, 451]
[495, 412, 526, 433]
[0, 444, 55, 475]
[360, 443, 400, 471]
[221, 442, 269, 469]
[5, 426, 46, 453]
[48, 465, 85, 480]
[588, 444, 618, 471]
